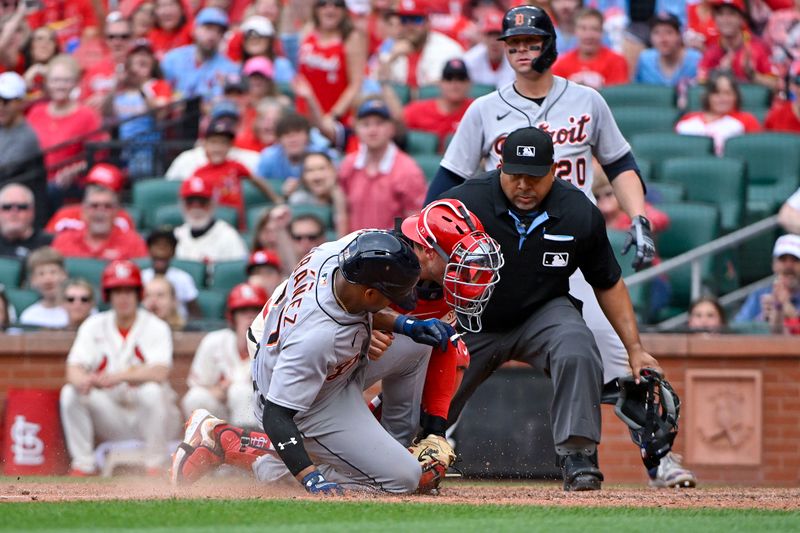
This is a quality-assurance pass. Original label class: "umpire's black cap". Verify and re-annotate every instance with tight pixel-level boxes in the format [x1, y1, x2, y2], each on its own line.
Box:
[501, 127, 555, 177]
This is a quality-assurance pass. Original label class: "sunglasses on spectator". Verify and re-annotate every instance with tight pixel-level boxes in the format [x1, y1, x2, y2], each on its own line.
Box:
[66, 295, 92, 303]
[316, 0, 345, 7]
[442, 75, 469, 82]
[87, 202, 116, 210]
[184, 196, 211, 206]
[291, 233, 323, 241]
[0, 203, 31, 211]
[107, 33, 132, 40]
[400, 15, 426, 25]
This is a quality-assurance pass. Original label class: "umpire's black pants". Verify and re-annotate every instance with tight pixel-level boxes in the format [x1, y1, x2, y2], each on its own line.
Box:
[447, 296, 604, 445]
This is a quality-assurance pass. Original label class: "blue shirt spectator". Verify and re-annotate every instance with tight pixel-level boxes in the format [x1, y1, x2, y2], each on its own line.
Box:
[255, 113, 332, 185]
[734, 235, 800, 323]
[634, 13, 700, 87]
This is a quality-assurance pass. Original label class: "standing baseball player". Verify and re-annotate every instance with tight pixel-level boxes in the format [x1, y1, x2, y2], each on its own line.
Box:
[172, 230, 459, 494]
[60, 260, 181, 476]
[426, 5, 696, 488]
[171, 203, 504, 493]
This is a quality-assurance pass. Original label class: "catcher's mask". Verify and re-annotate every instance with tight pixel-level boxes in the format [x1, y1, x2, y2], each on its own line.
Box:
[614, 368, 680, 471]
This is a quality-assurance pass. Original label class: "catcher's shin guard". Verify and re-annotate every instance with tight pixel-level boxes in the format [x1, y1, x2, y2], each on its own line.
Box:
[171, 409, 225, 485]
[417, 460, 447, 494]
[217, 426, 274, 470]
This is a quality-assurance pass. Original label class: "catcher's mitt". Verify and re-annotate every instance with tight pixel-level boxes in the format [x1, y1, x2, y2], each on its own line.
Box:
[409, 435, 456, 493]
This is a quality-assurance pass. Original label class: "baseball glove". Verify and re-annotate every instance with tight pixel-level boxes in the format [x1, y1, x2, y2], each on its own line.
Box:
[409, 435, 456, 493]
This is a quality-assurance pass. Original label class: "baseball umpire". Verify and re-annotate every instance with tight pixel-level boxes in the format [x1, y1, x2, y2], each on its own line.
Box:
[426, 4, 696, 488]
[442, 126, 661, 491]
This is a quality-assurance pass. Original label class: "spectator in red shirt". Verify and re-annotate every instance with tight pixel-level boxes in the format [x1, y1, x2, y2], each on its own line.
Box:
[675, 70, 761, 155]
[401, 58, 473, 152]
[552, 7, 629, 89]
[765, 63, 800, 133]
[149, 0, 193, 58]
[120, 0, 156, 39]
[686, 0, 719, 50]
[234, 97, 284, 153]
[46, 163, 136, 234]
[697, 0, 776, 89]
[80, 14, 134, 111]
[26, 0, 100, 51]
[26, 54, 106, 207]
[51, 184, 148, 261]
[338, 97, 427, 232]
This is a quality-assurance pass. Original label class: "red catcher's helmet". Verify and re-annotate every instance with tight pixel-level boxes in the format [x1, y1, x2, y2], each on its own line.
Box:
[86, 163, 125, 192]
[101, 260, 143, 301]
[401, 200, 504, 332]
[227, 283, 268, 314]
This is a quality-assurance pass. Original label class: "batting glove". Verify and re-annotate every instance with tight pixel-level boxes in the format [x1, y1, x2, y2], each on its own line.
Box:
[302, 470, 344, 496]
[622, 215, 656, 271]
[393, 316, 455, 351]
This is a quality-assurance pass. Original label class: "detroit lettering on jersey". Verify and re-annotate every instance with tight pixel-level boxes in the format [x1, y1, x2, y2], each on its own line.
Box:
[252, 235, 372, 414]
[441, 76, 630, 201]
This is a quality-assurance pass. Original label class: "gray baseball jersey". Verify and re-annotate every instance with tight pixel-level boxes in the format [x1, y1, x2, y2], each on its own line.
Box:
[441, 76, 630, 201]
[252, 234, 372, 416]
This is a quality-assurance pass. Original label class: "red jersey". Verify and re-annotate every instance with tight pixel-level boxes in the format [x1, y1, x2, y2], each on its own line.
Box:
[192, 159, 251, 229]
[26, 102, 105, 181]
[698, 35, 774, 83]
[26, 0, 100, 49]
[765, 100, 800, 133]
[403, 98, 473, 151]
[80, 60, 121, 103]
[0, 53, 26, 75]
[46, 206, 135, 234]
[148, 26, 193, 59]
[52, 226, 148, 261]
[687, 3, 719, 48]
[296, 32, 348, 115]
[552, 47, 629, 89]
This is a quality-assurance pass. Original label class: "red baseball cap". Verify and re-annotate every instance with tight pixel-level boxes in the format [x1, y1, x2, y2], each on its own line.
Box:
[710, 0, 746, 14]
[395, 0, 426, 16]
[180, 175, 214, 199]
[480, 9, 504, 33]
[85, 163, 125, 192]
[247, 249, 282, 273]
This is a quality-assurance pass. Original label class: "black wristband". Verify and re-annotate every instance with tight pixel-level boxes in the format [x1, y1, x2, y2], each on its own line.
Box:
[420, 412, 448, 437]
[262, 400, 313, 476]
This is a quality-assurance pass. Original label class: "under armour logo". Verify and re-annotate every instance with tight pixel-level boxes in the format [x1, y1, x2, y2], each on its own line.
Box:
[277, 437, 298, 450]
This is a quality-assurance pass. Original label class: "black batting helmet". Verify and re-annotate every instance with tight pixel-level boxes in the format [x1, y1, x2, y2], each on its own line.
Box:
[338, 230, 420, 310]
[499, 5, 558, 73]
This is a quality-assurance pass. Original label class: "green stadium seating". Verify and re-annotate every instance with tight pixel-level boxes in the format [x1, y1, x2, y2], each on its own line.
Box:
[723, 133, 800, 215]
[153, 205, 239, 229]
[196, 289, 227, 319]
[406, 130, 439, 155]
[661, 157, 746, 234]
[247, 205, 271, 232]
[133, 258, 206, 289]
[210, 260, 247, 292]
[289, 203, 333, 229]
[124, 205, 144, 230]
[132, 179, 181, 229]
[601, 84, 675, 108]
[64, 257, 108, 287]
[6, 288, 40, 316]
[243, 180, 273, 210]
[277, 82, 294, 100]
[0, 257, 23, 288]
[630, 133, 714, 181]
[611, 107, 679, 139]
[607, 229, 649, 317]
[686, 83, 772, 113]
[414, 154, 442, 183]
[470, 84, 495, 98]
[391, 83, 411, 105]
[637, 158, 652, 184]
[417, 85, 439, 100]
[648, 181, 686, 203]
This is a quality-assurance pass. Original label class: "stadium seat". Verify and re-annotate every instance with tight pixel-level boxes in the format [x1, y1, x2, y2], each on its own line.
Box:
[637, 158, 652, 184]
[6, 288, 40, 316]
[470, 84, 495, 98]
[153, 205, 239, 228]
[289, 203, 333, 229]
[723, 133, 800, 215]
[611, 107, 679, 139]
[657, 202, 721, 316]
[210, 260, 247, 292]
[600, 84, 674, 108]
[243, 180, 273, 210]
[0, 257, 23, 288]
[661, 157, 746, 234]
[647, 181, 686, 203]
[417, 85, 440, 100]
[686, 83, 772, 113]
[607, 230, 649, 317]
[630, 133, 714, 181]
[64, 257, 108, 287]
[247, 205, 271, 231]
[196, 289, 227, 319]
[277, 82, 294, 100]
[124, 205, 144, 230]
[405, 130, 439, 155]
[132, 179, 181, 229]
[391, 83, 411, 105]
[414, 154, 443, 183]
[171, 259, 207, 289]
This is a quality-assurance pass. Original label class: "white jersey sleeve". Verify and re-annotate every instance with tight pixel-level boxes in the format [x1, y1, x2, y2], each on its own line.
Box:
[132, 311, 173, 367]
[66, 316, 103, 370]
[586, 89, 631, 166]
[440, 96, 489, 179]
[187, 329, 231, 388]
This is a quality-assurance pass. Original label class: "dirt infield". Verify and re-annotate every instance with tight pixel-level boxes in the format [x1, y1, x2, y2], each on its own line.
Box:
[1, 477, 799, 510]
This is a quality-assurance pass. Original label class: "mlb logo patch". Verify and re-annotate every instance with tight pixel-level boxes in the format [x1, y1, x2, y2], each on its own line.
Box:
[516, 145, 536, 157]
[543, 252, 569, 267]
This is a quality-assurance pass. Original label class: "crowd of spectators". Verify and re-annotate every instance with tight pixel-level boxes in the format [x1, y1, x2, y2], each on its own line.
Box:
[0, 0, 799, 345]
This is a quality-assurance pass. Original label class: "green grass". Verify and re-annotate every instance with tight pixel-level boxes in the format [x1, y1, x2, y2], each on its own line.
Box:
[1, 500, 799, 533]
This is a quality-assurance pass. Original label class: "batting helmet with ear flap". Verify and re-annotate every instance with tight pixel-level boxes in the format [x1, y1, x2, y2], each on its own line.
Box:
[101, 260, 143, 302]
[499, 5, 558, 73]
[615, 369, 680, 473]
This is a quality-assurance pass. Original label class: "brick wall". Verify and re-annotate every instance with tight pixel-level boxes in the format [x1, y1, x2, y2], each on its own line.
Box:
[1, 332, 798, 485]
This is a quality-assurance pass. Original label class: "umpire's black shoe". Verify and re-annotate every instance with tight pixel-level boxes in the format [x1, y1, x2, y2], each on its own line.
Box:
[559, 452, 604, 491]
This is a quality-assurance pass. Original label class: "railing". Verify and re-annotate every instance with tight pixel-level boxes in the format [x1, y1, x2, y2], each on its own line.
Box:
[624, 214, 780, 330]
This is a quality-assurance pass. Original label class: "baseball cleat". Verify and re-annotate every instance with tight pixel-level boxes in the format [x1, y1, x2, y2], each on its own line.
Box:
[169, 409, 225, 486]
[560, 452, 604, 492]
[648, 452, 697, 488]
